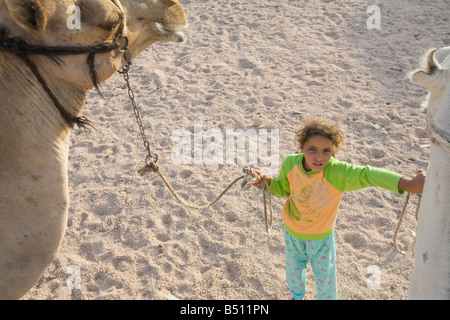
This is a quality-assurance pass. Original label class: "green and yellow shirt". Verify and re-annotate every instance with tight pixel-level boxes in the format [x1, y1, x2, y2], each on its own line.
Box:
[270, 154, 405, 240]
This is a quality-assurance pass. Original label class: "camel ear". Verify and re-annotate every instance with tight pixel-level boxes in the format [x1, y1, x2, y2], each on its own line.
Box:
[5, 0, 48, 33]
[410, 49, 444, 91]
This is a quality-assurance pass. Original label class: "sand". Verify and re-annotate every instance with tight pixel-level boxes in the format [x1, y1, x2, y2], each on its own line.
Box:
[23, 0, 449, 300]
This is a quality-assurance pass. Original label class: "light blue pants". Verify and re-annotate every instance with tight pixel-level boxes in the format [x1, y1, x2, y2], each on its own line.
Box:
[284, 227, 337, 300]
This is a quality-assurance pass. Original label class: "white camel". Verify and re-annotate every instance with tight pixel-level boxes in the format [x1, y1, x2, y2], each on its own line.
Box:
[0, 0, 187, 299]
[408, 47, 450, 300]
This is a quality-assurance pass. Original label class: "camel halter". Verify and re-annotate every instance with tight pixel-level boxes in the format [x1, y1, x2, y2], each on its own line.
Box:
[0, 0, 129, 129]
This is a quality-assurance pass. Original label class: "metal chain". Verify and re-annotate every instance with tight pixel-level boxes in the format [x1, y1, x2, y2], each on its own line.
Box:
[119, 61, 158, 165]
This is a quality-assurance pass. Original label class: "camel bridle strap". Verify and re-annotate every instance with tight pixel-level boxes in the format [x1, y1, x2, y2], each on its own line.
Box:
[0, 0, 128, 129]
[0, 35, 121, 129]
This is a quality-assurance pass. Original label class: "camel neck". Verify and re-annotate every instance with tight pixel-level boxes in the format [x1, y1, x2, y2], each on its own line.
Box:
[0, 52, 86, 145]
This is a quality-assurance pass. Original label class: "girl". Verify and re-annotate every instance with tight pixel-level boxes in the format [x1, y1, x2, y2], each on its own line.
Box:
[251, 117, 425, 300]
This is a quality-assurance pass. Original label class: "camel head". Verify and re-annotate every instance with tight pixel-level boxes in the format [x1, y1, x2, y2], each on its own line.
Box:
[409, 47, 450, 131]
[410, 47, 450, 92]
[0, 0, 187, 90]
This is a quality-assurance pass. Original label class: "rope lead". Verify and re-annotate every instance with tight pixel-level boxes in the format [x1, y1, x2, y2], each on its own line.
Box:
[139, 164, 274, 233]
[392, 169, 425, 256]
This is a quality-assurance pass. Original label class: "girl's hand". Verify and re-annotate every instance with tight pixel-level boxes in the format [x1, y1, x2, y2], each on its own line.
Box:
[398, 171, 426, 194]
[249, 168, 271, 188]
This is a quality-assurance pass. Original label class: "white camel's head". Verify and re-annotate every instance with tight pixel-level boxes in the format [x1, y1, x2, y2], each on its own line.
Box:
[409, 46, 450, 152]
[409, 47, 450, 115]
[0, 0, 187, 89]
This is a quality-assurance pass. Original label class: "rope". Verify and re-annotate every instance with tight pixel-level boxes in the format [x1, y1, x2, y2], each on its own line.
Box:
[260, 180, 273, 232]
[392, 192, 411, 255]
[241, 168, 273, 232]
[138, 163, 274, 232]
[392, 168, 426, 256]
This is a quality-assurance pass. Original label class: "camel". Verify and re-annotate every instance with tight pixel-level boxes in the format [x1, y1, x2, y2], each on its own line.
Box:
[0, 0, 187, 299]
[408, 47, 450, 299]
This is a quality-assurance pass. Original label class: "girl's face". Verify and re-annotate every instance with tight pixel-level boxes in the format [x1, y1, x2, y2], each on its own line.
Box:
[301, 135, 334, 172]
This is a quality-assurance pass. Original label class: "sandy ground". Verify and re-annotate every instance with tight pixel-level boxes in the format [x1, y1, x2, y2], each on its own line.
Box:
[23, 0, 449, 300]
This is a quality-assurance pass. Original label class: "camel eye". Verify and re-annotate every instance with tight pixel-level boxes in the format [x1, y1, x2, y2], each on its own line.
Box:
[100, 18, 120, 31]
[96, 10, 121, 32]
[105, 22, 118, 31]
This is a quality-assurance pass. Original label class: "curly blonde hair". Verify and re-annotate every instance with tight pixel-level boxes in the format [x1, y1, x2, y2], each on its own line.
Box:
[295, 117, 344, 156]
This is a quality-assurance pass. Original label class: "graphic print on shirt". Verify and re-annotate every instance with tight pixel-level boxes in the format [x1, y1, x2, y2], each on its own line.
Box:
[290, 183, 322, 222]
